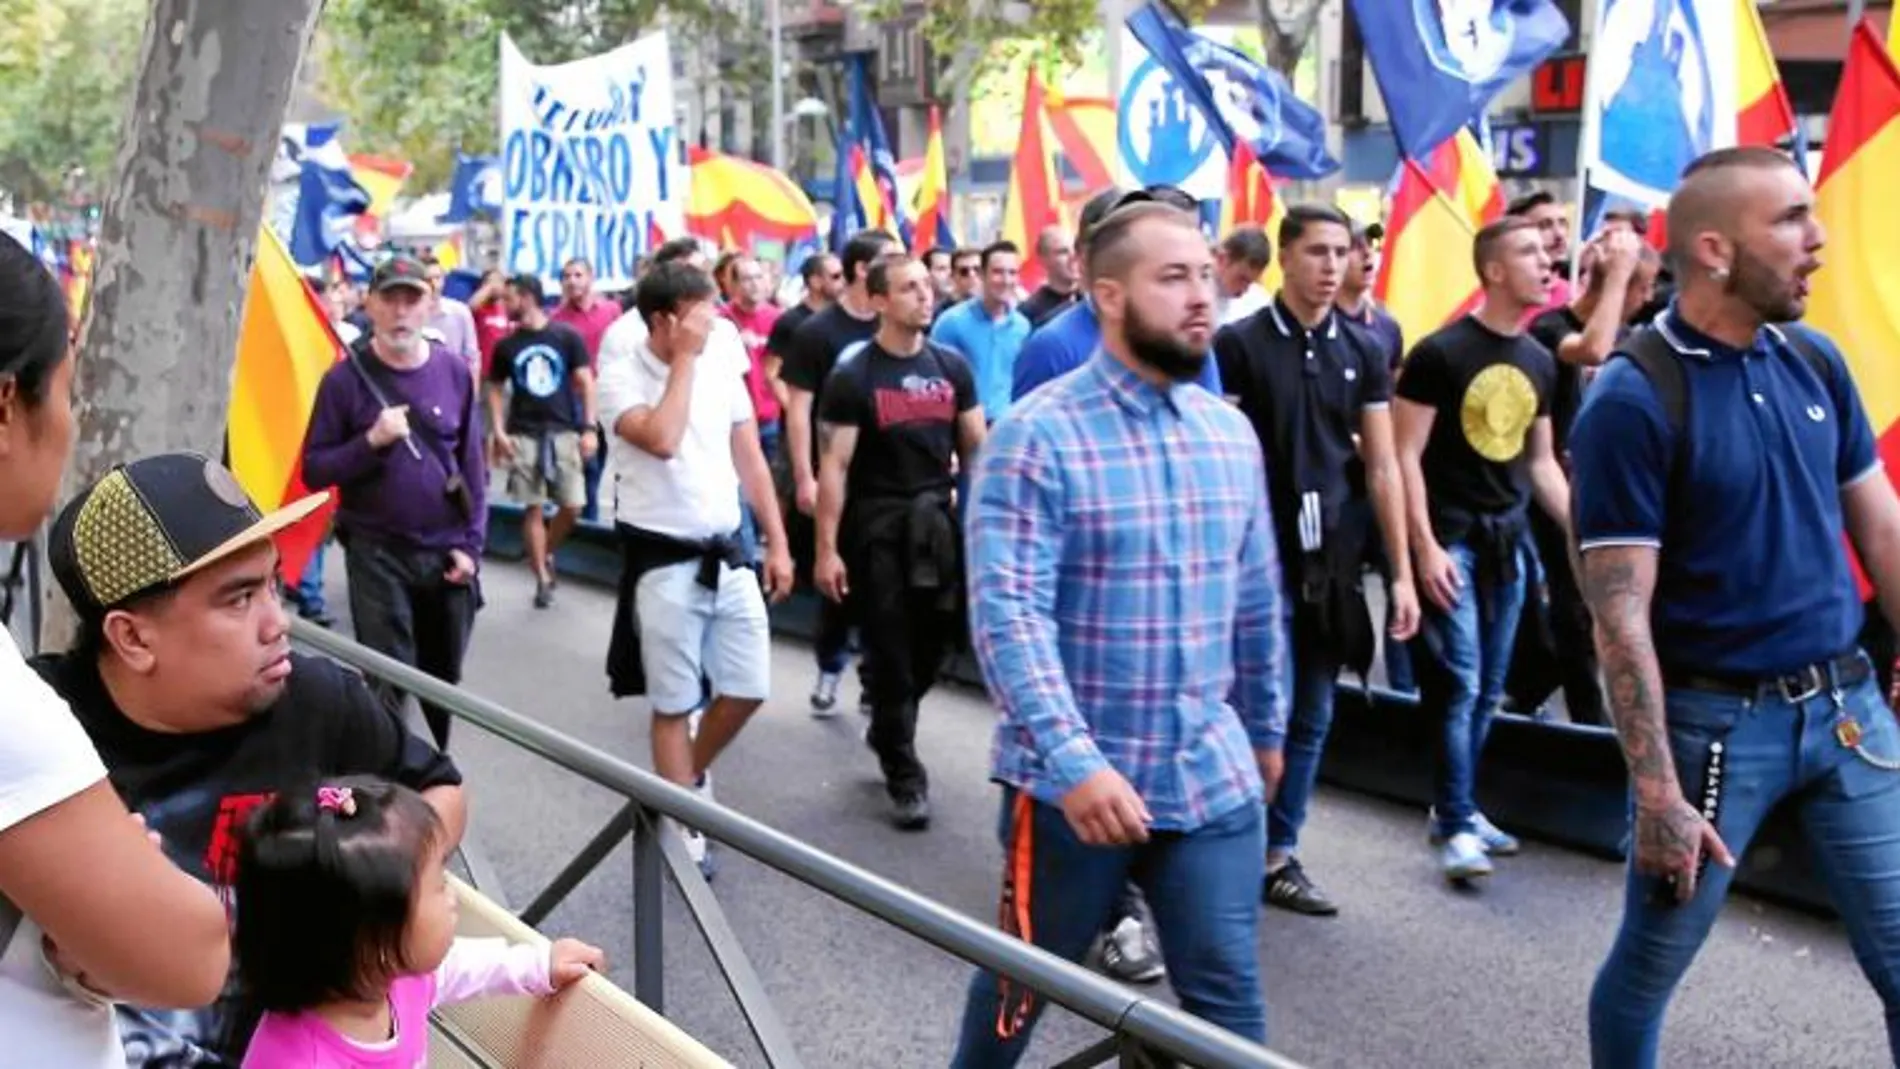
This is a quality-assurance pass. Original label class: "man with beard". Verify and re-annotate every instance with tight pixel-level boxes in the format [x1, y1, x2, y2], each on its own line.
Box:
[1574, 148, 1900, 1066]
[1394, 217, 1568, 882]
[302, 254, 486, 750]
[951, 202, 1285, 1065]
[1506, 228, 1655, 726]
[785, 230, 901, 715]
[35, 453, 465, 1067]
[814, 256, 984, 829]
[486, 274, 597, 608]
[1213, 204, 1419, 916]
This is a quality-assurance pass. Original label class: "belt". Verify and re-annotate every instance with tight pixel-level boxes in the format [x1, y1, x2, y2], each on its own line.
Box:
[1663, 652, 1869, 704]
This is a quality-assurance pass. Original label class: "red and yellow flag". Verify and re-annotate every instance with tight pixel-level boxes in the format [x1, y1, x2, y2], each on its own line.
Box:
[1220, 141, 1286, 294]
[1736, 0, 1798, 149]
[685, 146, 819, 249]
[228, 227, 341, 584]
[1375, 156, 1484, 351]
[912, 106, 957, 251]
[1422, 129, 1505, 229]
[1044, 87, 1116, 193]
[1001, 68, 1067, 293]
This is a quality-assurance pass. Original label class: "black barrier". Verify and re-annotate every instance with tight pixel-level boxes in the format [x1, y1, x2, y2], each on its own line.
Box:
[486, 504, 1835, 916]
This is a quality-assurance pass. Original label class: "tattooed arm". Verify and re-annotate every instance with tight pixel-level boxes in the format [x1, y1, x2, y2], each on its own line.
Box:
[1582, 544, 1734, 901]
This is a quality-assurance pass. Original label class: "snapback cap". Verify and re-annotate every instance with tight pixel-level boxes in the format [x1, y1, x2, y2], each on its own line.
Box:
[49, 452, 329, 618]
[369, 254, 430, 295]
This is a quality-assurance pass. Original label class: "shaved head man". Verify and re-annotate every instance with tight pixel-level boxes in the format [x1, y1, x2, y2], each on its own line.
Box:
[1019, 224, 1084, 328]
[1570, 147, 1900, 1066]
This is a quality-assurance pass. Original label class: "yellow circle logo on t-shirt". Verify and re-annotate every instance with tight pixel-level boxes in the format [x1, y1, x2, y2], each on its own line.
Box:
[1461, 363, 1538, 462]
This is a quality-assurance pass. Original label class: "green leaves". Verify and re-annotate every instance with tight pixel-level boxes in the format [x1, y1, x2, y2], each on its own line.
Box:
[0, 0, 145, 204]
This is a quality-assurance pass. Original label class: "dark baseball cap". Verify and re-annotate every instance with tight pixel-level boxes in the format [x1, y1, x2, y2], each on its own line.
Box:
[370, 254, 431, 295]
[49, 453, 330, 618]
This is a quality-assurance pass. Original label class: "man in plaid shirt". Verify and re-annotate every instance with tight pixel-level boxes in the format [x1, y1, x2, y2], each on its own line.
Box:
[950, 201, 1289, 1066]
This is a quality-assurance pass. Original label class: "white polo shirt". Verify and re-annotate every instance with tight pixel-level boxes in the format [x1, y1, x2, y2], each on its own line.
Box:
[597, 319, 756, 539]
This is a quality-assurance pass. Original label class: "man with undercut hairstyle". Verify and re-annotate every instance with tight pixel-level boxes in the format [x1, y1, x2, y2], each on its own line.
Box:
[953, 202, 1284, 1065]
[1574, 147, 1900, 1067]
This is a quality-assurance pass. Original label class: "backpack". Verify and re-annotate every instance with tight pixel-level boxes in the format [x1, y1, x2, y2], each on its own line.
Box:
[1617, 324, 1835, 487]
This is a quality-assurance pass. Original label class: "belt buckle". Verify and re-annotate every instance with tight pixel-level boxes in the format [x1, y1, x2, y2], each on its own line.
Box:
[1779, 664, 1825, 705]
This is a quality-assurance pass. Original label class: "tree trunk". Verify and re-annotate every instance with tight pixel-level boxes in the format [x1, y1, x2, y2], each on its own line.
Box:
[1253, 0, 1322, 81]
[41, 0, 323, 651]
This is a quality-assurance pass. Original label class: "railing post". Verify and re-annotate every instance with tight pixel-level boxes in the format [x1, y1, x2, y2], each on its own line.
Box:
[631, 804, 666, 1013]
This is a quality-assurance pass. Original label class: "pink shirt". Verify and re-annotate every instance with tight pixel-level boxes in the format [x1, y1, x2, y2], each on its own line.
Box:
[724, 302, 783, 425]
[241, 938, 552, 1068]
[550, 297, 622, 367]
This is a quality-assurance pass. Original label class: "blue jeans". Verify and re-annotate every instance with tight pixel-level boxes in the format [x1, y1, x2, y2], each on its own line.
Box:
[1268, 620, 1339, 856]
[950, 790, 1267, 1067]
[1589, 662, 1900, 1067]
[295, 541, 327, 616]
[1417, 539, 1529, 838]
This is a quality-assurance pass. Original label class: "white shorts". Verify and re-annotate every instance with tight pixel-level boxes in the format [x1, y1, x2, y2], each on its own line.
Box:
[635, 559, 771, 715]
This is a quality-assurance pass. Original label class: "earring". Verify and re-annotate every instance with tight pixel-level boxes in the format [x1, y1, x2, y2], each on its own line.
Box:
[1710, 266, 1730, 282]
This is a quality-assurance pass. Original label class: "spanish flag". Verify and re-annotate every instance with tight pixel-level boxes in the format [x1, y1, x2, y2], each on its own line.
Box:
[347, 154, 412, 221]
[1044, 87, 1116, 193]
[1001, 67, 1066, 293]
[227, 227, 341, 584]
[1375, 155, 1484, 352]
[1422, 129, 1505, 230]
[1735, 0, 1798, 150]
[1221, 141, 1286, 294]
[686, 146, 820, 249]
[912, 106, 956, 251]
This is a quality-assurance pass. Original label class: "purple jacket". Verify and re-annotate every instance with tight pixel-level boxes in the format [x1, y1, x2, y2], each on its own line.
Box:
[301, 340, 487, 556]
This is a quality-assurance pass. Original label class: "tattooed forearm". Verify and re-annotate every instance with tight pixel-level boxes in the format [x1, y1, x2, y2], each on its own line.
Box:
[1580, 546, 1681, 806]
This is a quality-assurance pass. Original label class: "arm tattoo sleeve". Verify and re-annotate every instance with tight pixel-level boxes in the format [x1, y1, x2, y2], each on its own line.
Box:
[1580, 547, 1681, 802]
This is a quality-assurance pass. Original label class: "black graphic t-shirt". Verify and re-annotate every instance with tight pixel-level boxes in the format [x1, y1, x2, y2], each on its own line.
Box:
[1395, 314, 1556, 543]
[818, 340, 977, 502]
[488, 321, 590, 435]
[31, 651, 462, 1067]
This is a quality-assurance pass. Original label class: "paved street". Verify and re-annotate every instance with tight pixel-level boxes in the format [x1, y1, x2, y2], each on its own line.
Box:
[320, 559, 1890, 1068]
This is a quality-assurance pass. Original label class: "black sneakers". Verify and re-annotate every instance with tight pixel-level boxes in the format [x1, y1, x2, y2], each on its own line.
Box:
[891, 793, 931, 831]
[1263, 857, 1340, 916]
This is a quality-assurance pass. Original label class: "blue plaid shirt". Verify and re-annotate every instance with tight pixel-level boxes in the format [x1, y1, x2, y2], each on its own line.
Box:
[967, 352, 1288, 832]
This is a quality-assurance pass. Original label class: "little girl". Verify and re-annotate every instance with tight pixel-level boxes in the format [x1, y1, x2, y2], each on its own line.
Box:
[233, 777, 604, 1067]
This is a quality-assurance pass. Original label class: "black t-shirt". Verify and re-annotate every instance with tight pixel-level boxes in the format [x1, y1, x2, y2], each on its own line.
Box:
[766, 301, 816, 363]
[29, 650, 463, 1063]
[1019, 284, 1081, 329]
[487, 321, 590, 435]
[782, 302, 880, 465]
[1527, 306, 1588, 452]
[818, 340, 977, 502]
[1215, 302, 1393, 565]
[1395, 315, 1556, 542]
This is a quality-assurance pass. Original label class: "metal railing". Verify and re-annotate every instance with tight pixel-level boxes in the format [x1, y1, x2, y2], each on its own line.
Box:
[290, 619, 1306, 1069]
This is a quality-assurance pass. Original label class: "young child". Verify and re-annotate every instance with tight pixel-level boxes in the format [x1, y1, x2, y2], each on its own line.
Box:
[234, 777, 604, 1067]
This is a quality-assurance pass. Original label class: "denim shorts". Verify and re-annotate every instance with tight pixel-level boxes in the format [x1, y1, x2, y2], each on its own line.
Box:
[635, 559, 771, 714]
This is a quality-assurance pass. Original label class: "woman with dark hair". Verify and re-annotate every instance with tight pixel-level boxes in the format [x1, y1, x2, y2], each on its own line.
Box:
[0, 236, 231, 1064]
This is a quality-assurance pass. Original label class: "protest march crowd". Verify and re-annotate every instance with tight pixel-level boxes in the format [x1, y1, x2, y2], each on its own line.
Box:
[8, 135, 1900, 1069]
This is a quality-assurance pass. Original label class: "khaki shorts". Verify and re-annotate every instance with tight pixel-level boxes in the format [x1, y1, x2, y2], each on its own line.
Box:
[507, 430, 586, 509]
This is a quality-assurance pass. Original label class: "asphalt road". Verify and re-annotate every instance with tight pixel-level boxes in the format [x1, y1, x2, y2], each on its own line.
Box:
[316, 558, 1891, 1069]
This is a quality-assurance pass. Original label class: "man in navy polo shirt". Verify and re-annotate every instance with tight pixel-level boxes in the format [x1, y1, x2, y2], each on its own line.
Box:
[1572, 147, 1900, 1067]
[1214, 204, 1419, 917]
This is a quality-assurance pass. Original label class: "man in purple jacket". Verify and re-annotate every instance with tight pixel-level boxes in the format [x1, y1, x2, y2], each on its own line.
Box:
[301, 253, 487, 749]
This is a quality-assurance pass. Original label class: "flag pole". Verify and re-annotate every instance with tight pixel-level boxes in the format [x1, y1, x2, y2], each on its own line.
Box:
[1571, 12, 1606, 260]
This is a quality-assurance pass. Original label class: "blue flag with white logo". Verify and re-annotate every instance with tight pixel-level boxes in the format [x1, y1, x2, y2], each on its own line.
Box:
[437, 155, 501, 224]
[287, 123, 372, 267]
[1349, 0, 1569, 162]
[1125, 4, 1337, 180]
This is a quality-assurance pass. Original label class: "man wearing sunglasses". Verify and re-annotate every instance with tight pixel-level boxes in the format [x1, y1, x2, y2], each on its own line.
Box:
[1012, 187, 1224, 404]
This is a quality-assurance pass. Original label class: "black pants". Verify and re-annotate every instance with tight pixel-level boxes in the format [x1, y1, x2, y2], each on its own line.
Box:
[343, 536, 478, 749]
[1507, 505, 1606, 726]
[855, 536, 955, 800]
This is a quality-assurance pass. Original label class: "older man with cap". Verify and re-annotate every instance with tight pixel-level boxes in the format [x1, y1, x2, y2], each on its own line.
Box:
[34, 452, 466, 1068]
[301, 253, 488, 750]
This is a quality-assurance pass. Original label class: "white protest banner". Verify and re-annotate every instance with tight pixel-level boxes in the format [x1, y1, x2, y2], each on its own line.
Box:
[500, 31, 685, 290]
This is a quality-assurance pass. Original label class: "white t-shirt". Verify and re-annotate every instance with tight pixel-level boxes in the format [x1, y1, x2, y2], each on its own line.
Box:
[0, 627, 119, 1068]
[597, 318, 756, 539]
[1221, 283, 1271, 327]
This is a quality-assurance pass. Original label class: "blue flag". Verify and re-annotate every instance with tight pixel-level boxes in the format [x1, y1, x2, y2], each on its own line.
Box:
[1125, 4, 1338, 180]
[287, 123, 372, 267]
[437, 155, 501, 225]
[828, 54, 872, 252]
[1349, 0, 1569, 162]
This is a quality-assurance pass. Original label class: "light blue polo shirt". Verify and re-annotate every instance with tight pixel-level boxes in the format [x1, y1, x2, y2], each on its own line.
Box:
[1568, 306, 1880, 677]
[929, 297, 1030, 422]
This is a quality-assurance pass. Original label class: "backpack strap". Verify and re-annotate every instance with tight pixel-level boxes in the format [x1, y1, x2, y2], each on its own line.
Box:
[1614, 326, 1691, 508]
[1776, 325, 1836, 392]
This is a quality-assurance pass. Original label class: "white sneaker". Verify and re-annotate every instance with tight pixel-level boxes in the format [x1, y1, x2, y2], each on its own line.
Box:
[1100, 917, 1166, 984]
[694, 771, 715, 804]
[1440, 832, 1494, 881]
[811, 671, 842, 717]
